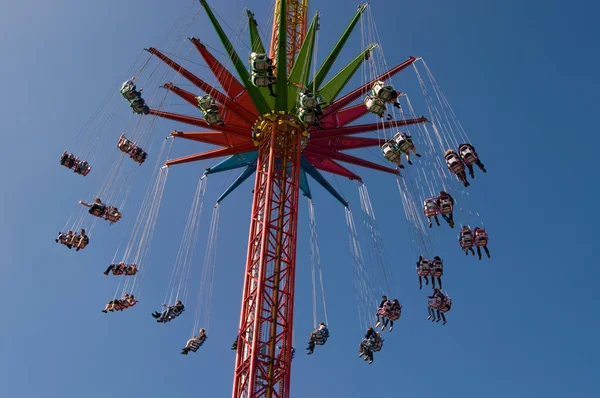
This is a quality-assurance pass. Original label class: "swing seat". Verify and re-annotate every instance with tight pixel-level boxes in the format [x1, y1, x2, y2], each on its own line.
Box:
[158, 308, 185, 323]
[105, 207, 122, 223]
[474, 229, 488, 247]
[438, 199, 453, 215]
[387, 306, 401, 321]
[188, 337, 206, 352]
[312, 329, 329, 345]
[475, 237, 488, 247]
[428, 297, 442, 309]
[299, 92, 319, 109]
[372, 81, 396, 102]
[131, 98, 149, 115]
[132, 151, 147, 164]
[376, 301, 392, 317]
[459, 147, 478, 165]
[423, 199, 439, 217]
[75, 164, 92, 176]
[251, 72, 272, 88]
[249, 53, 271, 72]
[89, 204, 106, 217]
[431, 266, 443, 278]
[60, 155, 76, 168]
[120, 81, 139, 101]
[382, 143, 401, 164]
[364, 95, 386, 117]
[204, 109, 224, 125]
[197, 95, 217, 112]
[460, 233, 474, 249]
[439, 298, 452, 313]
[393, 132, 412, 152]
[118, 137, 134, 153]
[417, 264, 430, 277]
[363, 336, 383, 352]
[445, 153, 464, 174]
[298, 107, 317, 124]
[74, 236, 89, 250]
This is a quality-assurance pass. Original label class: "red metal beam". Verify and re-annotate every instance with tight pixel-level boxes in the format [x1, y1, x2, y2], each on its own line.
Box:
[170, 130, 251, 147]
[308, 136, 385, 151]
[163, 83, 250, 128]
[311, 117, 428, 140]
[319, 103, 369, 129]
[234, 121, 302, 398]
[163, 83, 198, 106]
[189, 37, 257, 114]
[303, 152, 362, 181]
[165, 143, 257, 166]
[147, 47, 257, 125]
[148, 110, 251, 137]
[322, 56, 418, 118]
[305, 146, 399, 175]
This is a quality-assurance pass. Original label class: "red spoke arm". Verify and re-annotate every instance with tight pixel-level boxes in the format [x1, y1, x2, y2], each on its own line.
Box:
[163, 83, 198, 106]
[148, 110, 250, 137]
[189, 38, 248, 102]
[305, 146, 398, 175]
[311, 116, 428, 140]
[165, 143, 257, 166]
[308, 137, 384, 151]
[170, 130, 251, 147]
[303, 153, 362, 181]
[163, 83, 252, 128]
[319, 103, 368, 128]
[147, 47, 256, 125]
[322, 56, 418, 117]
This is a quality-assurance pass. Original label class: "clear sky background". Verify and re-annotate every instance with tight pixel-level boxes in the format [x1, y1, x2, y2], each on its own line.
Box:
[1, 0, 598, 397]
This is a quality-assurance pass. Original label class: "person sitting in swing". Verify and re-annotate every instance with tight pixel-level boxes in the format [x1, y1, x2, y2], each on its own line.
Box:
[444, 149, 470, 187]
[102, 294, 129, 313]
[56, 230, 74, 249]
[359, 330, 383, 364]
[474, 227, 491, 260]
[394, 132, 422, 165]
[427, 288, 445, 321]
[436, 190, 455, 228]
[73, 229, 89, 251]
[417, 255, 430, 289]
[60, 151, 76, 168]
[181, 328, 207, 355]
[104, 261, 125, 275]
[382, 299, 401, 332]
[458, 143, 487, 178]
[79, 198, 106, 217]
[358, 326, 376, 361]
[102, 293, 138, 313]
[423, 198, 441, 228]
[152, 300, 185, 322]
[74, 159, 91, 176]
[375, 295, 390, 328]
[459, 226, 476, 255]
[306, 322, 328, 355]
[124, 264, 138, 275]
[431, 256, 444, 289]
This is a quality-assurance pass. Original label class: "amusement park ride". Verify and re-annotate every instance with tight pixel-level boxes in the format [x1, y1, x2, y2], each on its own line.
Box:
[58, 0, 490, 397]
[147, 2, 425, 395]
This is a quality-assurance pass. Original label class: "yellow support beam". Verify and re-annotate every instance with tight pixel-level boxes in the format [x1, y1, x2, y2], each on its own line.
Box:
[269, 0, 309, 74]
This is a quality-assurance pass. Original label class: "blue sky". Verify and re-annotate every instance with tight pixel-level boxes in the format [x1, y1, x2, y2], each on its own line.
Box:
[1, 0, 598, 397]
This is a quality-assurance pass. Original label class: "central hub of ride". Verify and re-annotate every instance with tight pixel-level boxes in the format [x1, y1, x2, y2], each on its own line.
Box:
[251, 112, 310, 150]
